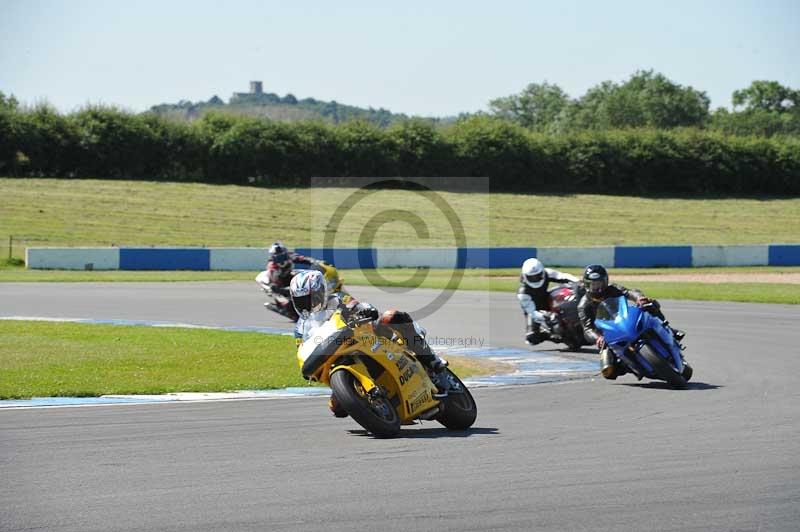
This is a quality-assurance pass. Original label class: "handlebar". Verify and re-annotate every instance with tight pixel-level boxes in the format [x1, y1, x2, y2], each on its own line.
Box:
[346, 315, 375, 328]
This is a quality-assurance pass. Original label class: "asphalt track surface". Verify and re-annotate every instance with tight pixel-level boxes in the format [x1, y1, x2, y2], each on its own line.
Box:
[2, 282, 799, 532]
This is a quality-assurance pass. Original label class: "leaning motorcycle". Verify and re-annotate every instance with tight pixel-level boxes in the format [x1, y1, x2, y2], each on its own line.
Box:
[255, 270, 300, 321]
[544, 282, 590, 350]
[595, 295, 693, 388]
[298, 311, 478, 437]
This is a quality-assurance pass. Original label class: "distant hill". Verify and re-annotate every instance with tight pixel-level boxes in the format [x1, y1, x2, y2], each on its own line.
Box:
[148, 83, 453, 126]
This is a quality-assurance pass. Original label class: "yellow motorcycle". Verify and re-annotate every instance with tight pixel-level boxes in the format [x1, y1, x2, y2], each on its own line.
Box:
[298, 312, 477, 437]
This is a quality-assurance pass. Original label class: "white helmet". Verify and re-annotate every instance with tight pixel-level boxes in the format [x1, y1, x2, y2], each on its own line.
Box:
[290, 270, 327, 317]
[521, 258, 546, 288]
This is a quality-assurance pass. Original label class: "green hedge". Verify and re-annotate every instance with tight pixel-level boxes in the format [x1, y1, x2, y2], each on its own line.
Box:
[1, 107, 798, 194]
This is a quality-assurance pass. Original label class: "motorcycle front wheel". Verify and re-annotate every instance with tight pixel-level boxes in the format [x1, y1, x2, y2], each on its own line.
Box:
[330, 370, 401, 438]
[640, 344, 687, 389]
[436, 370, 478, 430]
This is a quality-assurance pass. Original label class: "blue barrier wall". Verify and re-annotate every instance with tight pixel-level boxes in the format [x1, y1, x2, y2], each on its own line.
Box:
[768, 245, 800, 266]
[26, 244, 800, 270]
[614, 246, 693, 268]
[296, 248, 376, 269]
[459, 248, 536, 268]
[119, 248, 210, 270]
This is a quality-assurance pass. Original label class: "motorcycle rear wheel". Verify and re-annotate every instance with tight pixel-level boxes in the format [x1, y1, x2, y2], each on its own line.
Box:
[330, 370, 401, 438]
[436, 370, 478, 430]
[640, 344, 687, 389]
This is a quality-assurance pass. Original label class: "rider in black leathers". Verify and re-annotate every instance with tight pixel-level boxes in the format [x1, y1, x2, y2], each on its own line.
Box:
[578, 264, 685, 379]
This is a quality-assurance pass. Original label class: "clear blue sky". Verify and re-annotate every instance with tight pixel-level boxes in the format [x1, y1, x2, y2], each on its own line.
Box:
[1, 0, 798, 116]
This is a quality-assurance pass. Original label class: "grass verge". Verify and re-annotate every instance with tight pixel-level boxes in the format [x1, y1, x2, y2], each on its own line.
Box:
[2, 178, 800, 258]
[0, 320, 503, 399]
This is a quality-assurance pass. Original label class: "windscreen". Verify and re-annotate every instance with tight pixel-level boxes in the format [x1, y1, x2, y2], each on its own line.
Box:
[596, 296, 623, 321]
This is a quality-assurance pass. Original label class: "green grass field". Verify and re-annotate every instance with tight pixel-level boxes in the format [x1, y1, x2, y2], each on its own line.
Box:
[0, 320, 504, 399]
[2, 178, 799, 258]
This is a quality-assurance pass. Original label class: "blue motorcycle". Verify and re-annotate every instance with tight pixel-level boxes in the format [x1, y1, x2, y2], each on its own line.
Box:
[595, 296, 693, 388]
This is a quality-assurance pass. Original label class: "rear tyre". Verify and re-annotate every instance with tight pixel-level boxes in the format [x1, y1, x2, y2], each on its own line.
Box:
[330, 370, 401, 438]
[436, 370, 477, 430]
[640, 344, 687, 389]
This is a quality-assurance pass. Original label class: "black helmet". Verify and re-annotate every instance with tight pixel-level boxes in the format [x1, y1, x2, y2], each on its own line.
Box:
[583, 264, 609, 300]
[269, 241, 291, 270]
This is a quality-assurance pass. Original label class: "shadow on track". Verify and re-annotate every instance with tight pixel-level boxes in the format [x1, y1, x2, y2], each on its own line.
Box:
[347, 427, 500, 439]
[616, 381, 721, 391]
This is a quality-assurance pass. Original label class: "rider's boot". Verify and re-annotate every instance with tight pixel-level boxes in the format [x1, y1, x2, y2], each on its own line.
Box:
[406, 329, 450, 397]
[525, 323, 546, 345]
[662, 319, 687, 344]
[378, 310, 450, 396]
[429, 356, 450, 398]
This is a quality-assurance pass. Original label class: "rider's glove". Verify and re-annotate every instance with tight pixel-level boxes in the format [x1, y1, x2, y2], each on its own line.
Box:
[355, 305, 379, 322]
[637, 296, 652, 307]
[596, 336, 606, 349]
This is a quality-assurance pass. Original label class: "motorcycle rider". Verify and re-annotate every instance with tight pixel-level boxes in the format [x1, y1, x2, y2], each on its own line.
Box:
[517, 258, 579, 345]
[577, 264, 685, 379]
[289, 270, 449, 417]
[265, 242, 315, 298]
[267, 241, 345, 294]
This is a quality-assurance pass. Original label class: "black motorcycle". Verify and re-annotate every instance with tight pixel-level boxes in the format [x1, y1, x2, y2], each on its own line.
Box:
[540, 282, 590, 351]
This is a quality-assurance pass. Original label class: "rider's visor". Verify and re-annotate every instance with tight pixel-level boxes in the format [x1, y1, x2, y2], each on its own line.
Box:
[292, 294, 311, 313]
[273, 251, 290, 267]
[292, 291, 325, 315]
[587, 279, 607, 293]
[525, 272, 544, 284]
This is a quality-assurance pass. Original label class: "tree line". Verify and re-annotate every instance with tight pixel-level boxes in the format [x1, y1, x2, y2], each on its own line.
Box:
[150, 92, 415, 127]
[489, 71, 800, 137]
[2, 91, 798, 194]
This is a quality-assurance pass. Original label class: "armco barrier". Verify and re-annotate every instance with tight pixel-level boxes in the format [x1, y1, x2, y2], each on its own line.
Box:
[25, 244, 800, 270]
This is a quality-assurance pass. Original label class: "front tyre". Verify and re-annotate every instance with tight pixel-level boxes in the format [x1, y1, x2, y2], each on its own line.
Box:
[681, 362, 693, 382]
[330, 370, 401, 438]
[436, 370, 477, 430]
[640, 344, 687, 389]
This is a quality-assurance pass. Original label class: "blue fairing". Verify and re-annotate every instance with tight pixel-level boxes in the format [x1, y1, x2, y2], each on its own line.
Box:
[595, 296, 683, 378]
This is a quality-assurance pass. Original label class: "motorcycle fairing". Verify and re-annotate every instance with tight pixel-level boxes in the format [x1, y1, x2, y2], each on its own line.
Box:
[595, 296, 683, 379]
[298, 312, 439, 421]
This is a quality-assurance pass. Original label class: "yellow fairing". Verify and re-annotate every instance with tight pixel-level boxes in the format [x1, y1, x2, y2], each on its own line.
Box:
[296, 314, 439, 423]
[295, 311, 349, 372]
[330, 360, 376, 394]
[317, 261, 343, 293]
[347, 323, 439, 420]
[379, 351, 439, 420]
